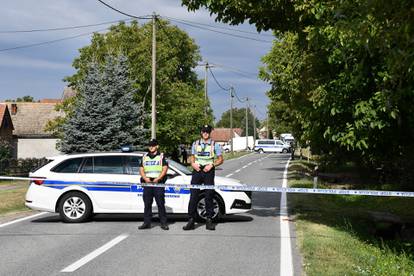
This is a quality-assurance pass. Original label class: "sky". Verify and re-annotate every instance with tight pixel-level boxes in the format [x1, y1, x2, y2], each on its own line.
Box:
[0, 0, 273, 121]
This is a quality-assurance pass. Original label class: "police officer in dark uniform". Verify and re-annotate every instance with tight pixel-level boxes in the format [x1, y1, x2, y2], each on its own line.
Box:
[138, 139, 169, 230]
[183, 125, 224, 231]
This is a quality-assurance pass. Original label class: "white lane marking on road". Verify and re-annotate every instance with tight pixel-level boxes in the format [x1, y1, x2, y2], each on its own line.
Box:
[225, 173, 234, 177]
[242, 165, 248, 169]
[61, 233, 129, 273]
[280, 158, 293, 276]
[235, 169, 241, 173]
[0, 212, 47, 228]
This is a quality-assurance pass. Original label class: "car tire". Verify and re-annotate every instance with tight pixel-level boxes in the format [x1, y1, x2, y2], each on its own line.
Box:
[225, 148, 230, 153]
[282, 148, 288, 153]
[58, 192, 93, 223]
[195, 193, 224, 222]
[258, 148, 264, 154]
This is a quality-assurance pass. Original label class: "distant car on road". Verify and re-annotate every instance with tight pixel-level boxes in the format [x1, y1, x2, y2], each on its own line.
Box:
[254, 139, 290, 153]
[25, 152, 252, 223]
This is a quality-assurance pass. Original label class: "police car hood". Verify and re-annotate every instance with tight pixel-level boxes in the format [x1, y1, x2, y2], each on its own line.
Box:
[214, 176, 243, 186]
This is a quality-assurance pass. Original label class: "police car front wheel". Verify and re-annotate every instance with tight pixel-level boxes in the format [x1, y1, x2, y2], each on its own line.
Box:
[196, 194, 224, 222]
[58, 192, 93, 223]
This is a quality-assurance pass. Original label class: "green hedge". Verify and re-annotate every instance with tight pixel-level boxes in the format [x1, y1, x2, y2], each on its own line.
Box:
[0, 158, 49, 176]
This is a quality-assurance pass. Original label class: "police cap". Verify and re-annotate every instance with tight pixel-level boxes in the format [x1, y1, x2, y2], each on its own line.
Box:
[200, 125, 213, 133]
[148, 139, 158, 147]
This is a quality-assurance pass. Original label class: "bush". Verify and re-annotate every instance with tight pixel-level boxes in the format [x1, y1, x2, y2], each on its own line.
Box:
[0, 139, 11, 163]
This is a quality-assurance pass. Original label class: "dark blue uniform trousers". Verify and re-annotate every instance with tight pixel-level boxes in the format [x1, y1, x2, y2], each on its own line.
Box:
[142, 178, 167, 224]
[188, 168, 215, 219]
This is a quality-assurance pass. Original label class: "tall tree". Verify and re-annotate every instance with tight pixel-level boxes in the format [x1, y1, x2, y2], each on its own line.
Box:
[59, 55, 147, 153]
[216, 107, 260, 137]
[51, 19, 212, 152]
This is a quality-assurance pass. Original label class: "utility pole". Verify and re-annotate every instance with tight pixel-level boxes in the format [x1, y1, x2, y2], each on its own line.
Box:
[151, 13, 157, 139]
[253, 105, 257, 146]
[230, 87, 234, 153]
[245, 97, 249, 151]
[267, 112, 269, 138]
[204, 62, 209, 116]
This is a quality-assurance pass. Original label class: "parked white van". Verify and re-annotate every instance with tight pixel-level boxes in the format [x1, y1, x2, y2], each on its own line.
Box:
[254, 139, 290, 153]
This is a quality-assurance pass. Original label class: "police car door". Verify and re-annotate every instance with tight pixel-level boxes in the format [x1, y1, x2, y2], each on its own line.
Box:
[164, 166, 188, 213]
[125, 155, 145, 212]
[78, 155, 134, 211]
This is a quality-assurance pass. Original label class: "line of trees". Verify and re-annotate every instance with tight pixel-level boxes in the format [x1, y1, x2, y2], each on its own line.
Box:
[182, 0, 414, 186]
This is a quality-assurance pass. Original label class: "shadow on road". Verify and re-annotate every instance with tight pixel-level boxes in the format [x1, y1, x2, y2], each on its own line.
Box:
[31, 213, 253, 224]
[260, 167, 286, 172]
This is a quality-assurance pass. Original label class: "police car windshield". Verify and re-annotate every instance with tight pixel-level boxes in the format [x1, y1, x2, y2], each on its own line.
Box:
[167, 159, 192, 175]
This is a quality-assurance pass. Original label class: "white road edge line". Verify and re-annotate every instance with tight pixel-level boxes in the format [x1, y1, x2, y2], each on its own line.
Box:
[61, 233, 129, 273]
[280, 157, 293, 276]
[0, 212, 47, 228]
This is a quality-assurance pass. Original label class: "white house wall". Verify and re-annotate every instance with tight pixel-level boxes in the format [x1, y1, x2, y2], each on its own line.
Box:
[16, 138, 61, 159]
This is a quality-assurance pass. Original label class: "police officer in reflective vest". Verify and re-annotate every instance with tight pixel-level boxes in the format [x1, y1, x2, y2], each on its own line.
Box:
[138, 139, 169, 230]
[183, 125, 224, 231]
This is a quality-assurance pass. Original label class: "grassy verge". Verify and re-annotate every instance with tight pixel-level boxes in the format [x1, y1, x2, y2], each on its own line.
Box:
[223, 151, 251, 160]
[289, 160, 414, 275]
[0, 180, 30, 216]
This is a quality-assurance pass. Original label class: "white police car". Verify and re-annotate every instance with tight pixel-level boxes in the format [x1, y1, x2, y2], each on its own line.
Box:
[25, 152, 252, 223]
[254, 139, 290, 153]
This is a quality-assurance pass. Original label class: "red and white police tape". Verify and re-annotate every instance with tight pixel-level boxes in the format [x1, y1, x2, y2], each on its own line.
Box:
[1, 175, 414, 198]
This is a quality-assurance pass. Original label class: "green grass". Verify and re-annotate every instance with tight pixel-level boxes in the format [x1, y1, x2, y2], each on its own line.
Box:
[288, 160, 414, 275]
[223, 151, 251, 160]
[0, 180, 30, 216]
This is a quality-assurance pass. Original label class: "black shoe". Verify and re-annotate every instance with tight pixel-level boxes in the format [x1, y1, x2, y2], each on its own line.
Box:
[206, 218, 215, 231]
[138, 223, 151, 230]
[161, 224, 169, 230]
[183, 218, 195, 230]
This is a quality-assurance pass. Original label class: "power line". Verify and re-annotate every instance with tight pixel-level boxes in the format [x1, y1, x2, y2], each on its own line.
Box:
[0, 18, 133, 34]
[165, 17, 273, 44]
[96, 0, 152, 19]
[209, 63, 258, 80]
[207, 66, 247, 103]
[209, 67, 231, 91]
[163, 16, 274, 37]
[254, 105, 265, 117]
[233, 89, 247, 103]
[0, 27, 110, 53]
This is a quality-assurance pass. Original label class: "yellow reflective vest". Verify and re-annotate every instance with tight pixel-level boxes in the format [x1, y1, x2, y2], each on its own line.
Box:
[194, 139, 215, 166]
[143, 153, 164, 178]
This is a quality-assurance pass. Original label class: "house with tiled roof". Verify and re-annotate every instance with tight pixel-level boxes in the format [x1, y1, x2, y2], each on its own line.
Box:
[210, 128, 243, 145]
[5, 102, 63, 158]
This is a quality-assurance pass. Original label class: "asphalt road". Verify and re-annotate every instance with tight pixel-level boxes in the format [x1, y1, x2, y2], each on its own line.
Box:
[0, 153, 302, 275]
